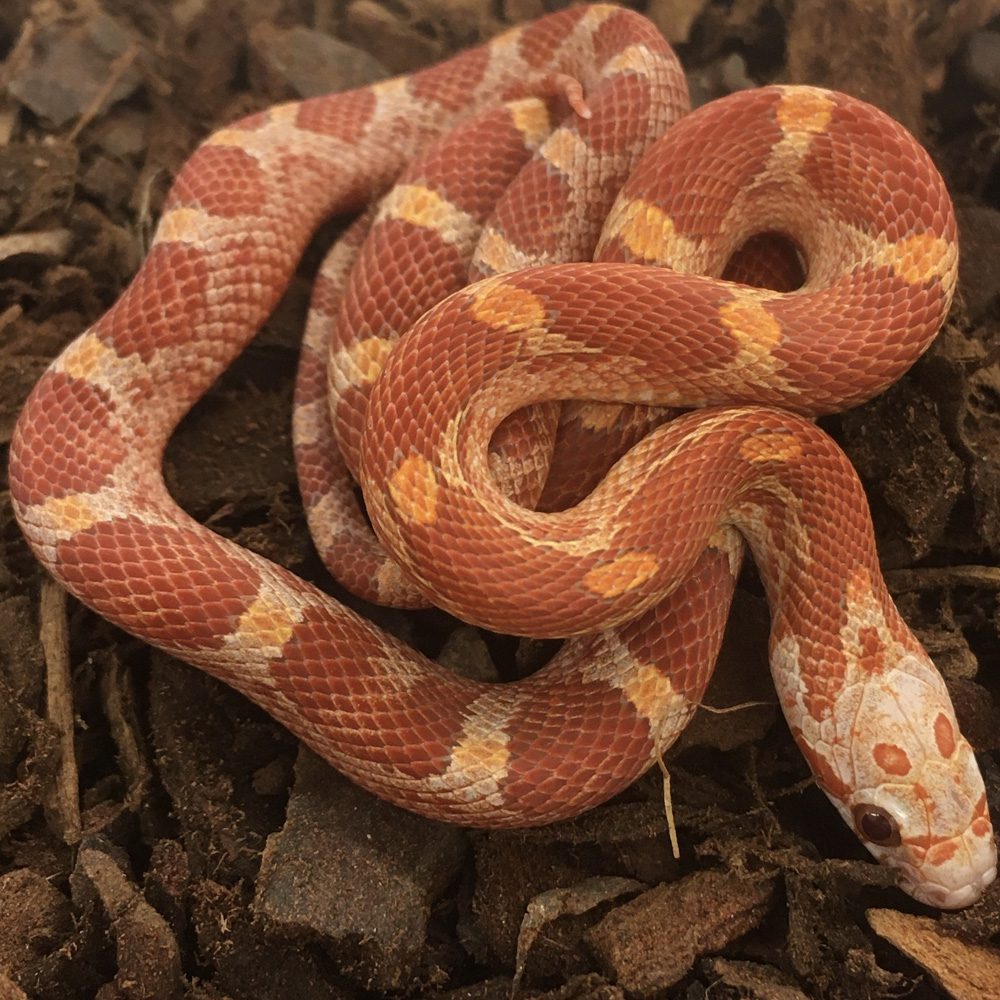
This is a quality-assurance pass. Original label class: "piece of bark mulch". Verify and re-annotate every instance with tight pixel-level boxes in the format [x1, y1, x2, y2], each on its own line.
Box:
[584, 869, 777, 995]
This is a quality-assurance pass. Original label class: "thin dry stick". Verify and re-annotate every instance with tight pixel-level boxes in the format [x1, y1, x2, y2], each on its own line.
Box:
[66, 41, 140, 143]
[655, 753, 681, 860]
[885, 565, 1000, 592]
[39, 580, 82, 844]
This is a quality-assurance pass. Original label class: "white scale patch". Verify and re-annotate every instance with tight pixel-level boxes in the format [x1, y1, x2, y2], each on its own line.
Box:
[581, 632, 691, 754]
[306, 489, 375, 553]
[55, 332, 151, 411]
[291, 396, 328, 449]
[424, 691, 525, 806]
[473, 227, 560, 276]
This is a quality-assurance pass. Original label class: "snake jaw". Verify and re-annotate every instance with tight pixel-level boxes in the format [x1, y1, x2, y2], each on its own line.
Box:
[884, 807, 997, 910]
[900, 838, 997, 911]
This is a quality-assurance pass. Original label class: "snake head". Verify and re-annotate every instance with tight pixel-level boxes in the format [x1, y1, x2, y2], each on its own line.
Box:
[841, 701, 996, 910]
[779, 641, 996, 908]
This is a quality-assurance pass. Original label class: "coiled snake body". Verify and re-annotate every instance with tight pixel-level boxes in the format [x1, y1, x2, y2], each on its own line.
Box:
[9, 5, 997, 908]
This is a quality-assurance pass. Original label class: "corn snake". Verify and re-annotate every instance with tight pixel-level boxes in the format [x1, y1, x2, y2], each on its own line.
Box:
[8, 4, 996, 908]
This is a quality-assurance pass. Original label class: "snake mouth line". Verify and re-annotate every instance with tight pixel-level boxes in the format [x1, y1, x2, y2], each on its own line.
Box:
[900, 861, 997, 910]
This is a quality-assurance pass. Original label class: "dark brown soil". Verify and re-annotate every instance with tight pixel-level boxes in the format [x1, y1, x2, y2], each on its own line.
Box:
[2, 2, 1000, 998]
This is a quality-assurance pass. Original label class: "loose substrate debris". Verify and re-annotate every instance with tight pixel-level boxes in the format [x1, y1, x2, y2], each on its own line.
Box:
[2, 1, 1000, 998]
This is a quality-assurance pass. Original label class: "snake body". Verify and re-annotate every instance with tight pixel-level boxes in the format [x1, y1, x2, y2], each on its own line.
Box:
[8, 6, 996, 908]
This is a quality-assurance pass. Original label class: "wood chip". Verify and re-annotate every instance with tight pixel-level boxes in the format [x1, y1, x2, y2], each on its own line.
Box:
[0, 230, 71, 263]
[868, 908, 1000, 999]
[39, 580, 80, 845]
[585, 870, 775, 996]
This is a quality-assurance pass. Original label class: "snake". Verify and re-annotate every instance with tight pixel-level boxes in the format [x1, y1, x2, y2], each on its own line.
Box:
[8, 5, 997, 909]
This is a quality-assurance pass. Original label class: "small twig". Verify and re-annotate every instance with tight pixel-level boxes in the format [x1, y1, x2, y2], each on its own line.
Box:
[0, 304, 22, 336]
[66, 41, 141, 143]
[694, 698, 774, 715]
[884, 565, 1000, 593]
[39, 580, 82, 845]
[100, 654, 151, 812]
[655, 752, 681, 860]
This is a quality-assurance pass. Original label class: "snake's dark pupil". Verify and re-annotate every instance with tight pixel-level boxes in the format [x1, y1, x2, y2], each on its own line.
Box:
[861, 811, 894, 843]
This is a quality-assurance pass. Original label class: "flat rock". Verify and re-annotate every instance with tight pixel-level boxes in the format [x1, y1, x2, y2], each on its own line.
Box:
[7, 13, 142, 127]
[255, 748, 467, 990]
[249, 24, 388, 99]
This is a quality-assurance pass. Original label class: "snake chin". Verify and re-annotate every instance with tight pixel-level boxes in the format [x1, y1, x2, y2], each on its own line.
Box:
[901, 857, 997, 910]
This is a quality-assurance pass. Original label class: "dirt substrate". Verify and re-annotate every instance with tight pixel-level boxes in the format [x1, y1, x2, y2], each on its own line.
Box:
[3, 1, 1000, 998]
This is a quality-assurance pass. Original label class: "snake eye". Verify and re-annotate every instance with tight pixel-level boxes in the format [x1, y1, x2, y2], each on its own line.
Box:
[853, 804, 901, 846]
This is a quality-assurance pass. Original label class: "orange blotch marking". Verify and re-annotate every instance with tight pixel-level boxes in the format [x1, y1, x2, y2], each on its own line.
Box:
[388, 455, 439, 526]
[873, 742, 912, 777]
[474, 229, 526, 276]
[719, 297, 783, 356]
[793, 729, 851, 800]
[621, 662, 677, 722]
[468, 279, 547, 333]
[237, 596, 297, 650]
[583, 551, 660, 599]
[447, 732, 511, 782]
[738, 431, 803, 464]
[540, 126, 588, 176]
[508, 98, 551, 149]
[40, 494, 103, 535]
[972, 794, 992, 837]
[341, 337, 394, 387]
[972, 816, 992, 838]
[926, 839, 959, 867]
[156, 206, 210, 243]
[603, 197, 688, 264]
[380, 185, 473, 242]
[905, 832, 944, 854]
[934, 713, 956, 759]
[775, 86, 835, 134]
[882, 232, 957, 292]
[58, 332, 117, 382]
[603, 43, 657, 78]
[857, 625, 887, 675]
